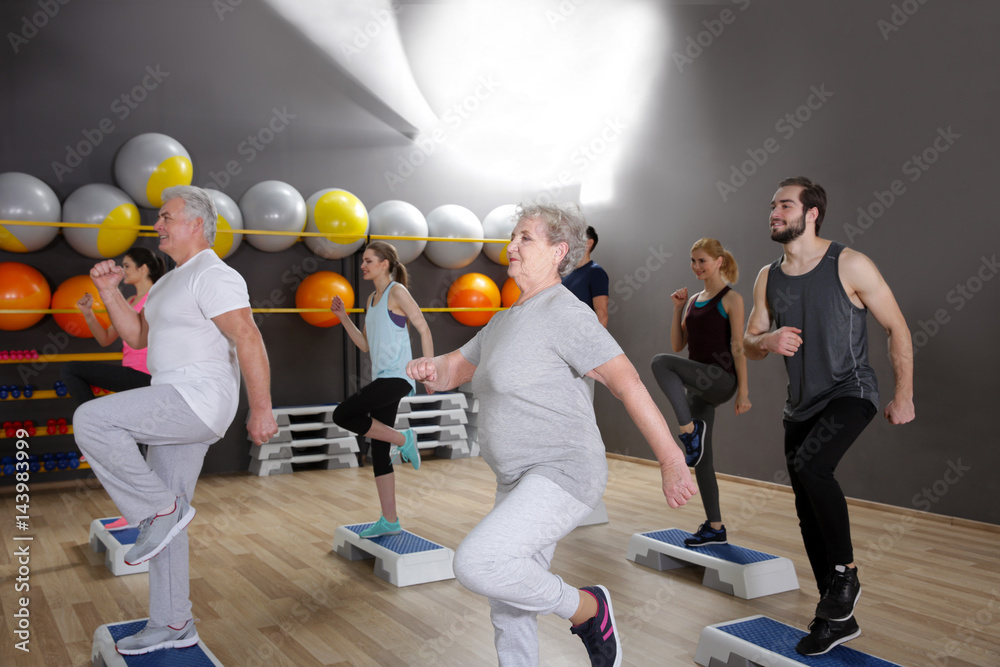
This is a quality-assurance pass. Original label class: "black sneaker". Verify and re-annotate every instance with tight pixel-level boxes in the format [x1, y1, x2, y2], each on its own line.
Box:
[684, 521, 727, 547]
[816, 564, 861, 621]
[678, 420, 706, 466]
[795, 616, 860, 656]
[571, 585, 622, 667]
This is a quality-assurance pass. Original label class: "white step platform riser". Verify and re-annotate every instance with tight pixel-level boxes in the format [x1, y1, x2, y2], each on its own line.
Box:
[92, 618, 223, 667]
[627, 530, 799, 600]
[333, 525, 454, 587]
[398, 393, 468, 413]
[250, 452, 358, 476]
[251, 438, 359, 461]
[88, 519, 148, 576]
[695, 615, 903, 667]
[576, 500, 609, 526]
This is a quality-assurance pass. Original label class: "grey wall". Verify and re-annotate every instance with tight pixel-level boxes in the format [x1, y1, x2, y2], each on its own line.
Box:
[1, 1, 997, 524]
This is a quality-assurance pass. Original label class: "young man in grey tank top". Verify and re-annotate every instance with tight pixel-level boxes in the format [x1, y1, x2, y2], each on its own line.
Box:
[744, 177, 915, 656]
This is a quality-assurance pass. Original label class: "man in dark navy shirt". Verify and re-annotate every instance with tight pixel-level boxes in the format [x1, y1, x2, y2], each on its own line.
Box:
[562, 226, 610, 327]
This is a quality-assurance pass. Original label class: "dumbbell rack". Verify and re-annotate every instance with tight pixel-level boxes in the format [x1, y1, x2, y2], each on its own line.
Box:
[0, 352, 117, 486]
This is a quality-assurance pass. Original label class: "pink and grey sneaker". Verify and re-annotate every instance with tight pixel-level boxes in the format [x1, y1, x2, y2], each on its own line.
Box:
[571, 585, 622, 667]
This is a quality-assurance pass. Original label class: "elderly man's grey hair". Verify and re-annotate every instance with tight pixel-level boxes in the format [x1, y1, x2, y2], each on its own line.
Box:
[515, 202, 587, 277]
[161, 185, 218, 245]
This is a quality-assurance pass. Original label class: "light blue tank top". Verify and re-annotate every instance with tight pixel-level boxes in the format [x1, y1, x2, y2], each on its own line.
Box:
[367, 281, 416, 392]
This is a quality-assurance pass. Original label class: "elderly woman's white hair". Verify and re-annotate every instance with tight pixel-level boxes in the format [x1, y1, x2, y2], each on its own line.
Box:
[161, 185, 219, 244]
[515, 202, 588, 277]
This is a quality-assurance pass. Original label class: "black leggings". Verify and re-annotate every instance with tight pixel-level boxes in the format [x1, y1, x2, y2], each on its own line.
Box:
[61, 361, 151, 408]
[650, 354, 736, 523]
[784, 396, 876, 592]
[332, 377, 412, 478]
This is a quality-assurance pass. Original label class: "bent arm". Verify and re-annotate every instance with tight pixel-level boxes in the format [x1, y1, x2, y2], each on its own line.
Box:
[82, 306, 119, 347]
[593, 295, 609, 328]
[843, 250, 915, 423]
[337, 302, 369, 353]
[743, 266, 774, 360]
[587, 354, 697, 508]
[407, 350, 476, 394]
[90, 261, 147, 349]
[670, 297, 690, 352]
[212, 307, 278, 445]
[393, 285, 434, 358]
[724, 292, 752, 414]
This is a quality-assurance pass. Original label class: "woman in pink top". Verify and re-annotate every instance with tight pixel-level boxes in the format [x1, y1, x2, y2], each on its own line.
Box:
[61, 247, 166, 405]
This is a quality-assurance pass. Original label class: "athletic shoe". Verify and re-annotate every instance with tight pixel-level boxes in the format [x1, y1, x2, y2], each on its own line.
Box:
[795, 616, 860, 656]
[359, 515, 401, 538]
[678, 420, 706, 467]
[684, 522, 727, 547]
[816, 564, 861, 622]
[398, 428, 421, 470]
[123, 498, 196, 566]
[105, 517, 130, 530]
[571, 585, 622, 667]
[116, 619, 199, 655]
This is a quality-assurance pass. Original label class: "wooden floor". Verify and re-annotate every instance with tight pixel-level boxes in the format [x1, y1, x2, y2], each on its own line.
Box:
[1, 454, 998, 666]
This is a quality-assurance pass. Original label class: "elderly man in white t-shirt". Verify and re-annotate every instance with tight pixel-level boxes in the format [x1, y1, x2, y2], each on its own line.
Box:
[74, 185, 278, 655]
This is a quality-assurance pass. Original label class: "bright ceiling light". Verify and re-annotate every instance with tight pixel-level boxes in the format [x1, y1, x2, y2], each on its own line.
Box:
[405, 0, 666, 197]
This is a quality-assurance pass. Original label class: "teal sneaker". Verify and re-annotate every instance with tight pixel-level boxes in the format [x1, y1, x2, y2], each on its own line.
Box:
[397, 428, 421, 470]
[359, 515, 401, 538]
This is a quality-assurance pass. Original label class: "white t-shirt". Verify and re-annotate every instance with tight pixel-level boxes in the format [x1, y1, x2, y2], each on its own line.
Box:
[145, 249, 251, 437]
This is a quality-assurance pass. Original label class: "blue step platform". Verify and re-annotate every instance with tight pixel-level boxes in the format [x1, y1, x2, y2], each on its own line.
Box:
[333, 523, 454, 587]
[627, 528, 798, 599]
[91, 618, 223, 667]
[695, 615, 904, 666]
[89, 517, 148, 576]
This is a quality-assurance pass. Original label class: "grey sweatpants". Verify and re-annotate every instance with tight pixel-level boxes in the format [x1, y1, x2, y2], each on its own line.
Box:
[74, 384, 219, 627]
[453, 474, 595, 667]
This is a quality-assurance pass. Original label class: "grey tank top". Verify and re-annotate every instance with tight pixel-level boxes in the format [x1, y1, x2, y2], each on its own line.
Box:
[766, 242, 879, 421]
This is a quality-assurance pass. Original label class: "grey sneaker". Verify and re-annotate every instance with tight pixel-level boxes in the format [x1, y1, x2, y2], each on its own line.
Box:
[116, 619, 199, 655]
[124, 497, 195, 566]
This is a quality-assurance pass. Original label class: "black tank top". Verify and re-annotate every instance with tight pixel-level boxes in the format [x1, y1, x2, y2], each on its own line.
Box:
[766, 242, 879, 421]
[685, 285, 735, 376]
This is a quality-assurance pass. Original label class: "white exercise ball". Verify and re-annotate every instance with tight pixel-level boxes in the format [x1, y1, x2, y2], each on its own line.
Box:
[0, 172, 60, 252]
[208, 189, 244, 260]
[239, 180, 306, 252]
[481, 204, 517, 266]
[424, 205, 483, 269]
[62, 184, 140, 259]
[368, 200, 428, 264]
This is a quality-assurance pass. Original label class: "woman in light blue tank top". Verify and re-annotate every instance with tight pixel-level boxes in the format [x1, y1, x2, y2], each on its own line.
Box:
[330, 242, 435, 538]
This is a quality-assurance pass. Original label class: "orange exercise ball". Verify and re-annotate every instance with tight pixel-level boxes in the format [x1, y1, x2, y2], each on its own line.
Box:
[0, 262, 51, 331]
[448, 273, 501, 326]
[295, 271, 355, 327]
[501, 277, 521, 307]
[52, 275, 111, 338]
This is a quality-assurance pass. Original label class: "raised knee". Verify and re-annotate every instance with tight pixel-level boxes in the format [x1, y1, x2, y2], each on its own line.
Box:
[453, 541, 499, 596]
